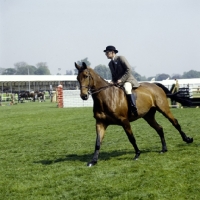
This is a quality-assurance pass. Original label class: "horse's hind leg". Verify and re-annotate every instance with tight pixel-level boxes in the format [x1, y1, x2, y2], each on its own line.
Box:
[122, 119, 140, 160]
[143, 108, 167, 153]
[158, 106, 193, 144]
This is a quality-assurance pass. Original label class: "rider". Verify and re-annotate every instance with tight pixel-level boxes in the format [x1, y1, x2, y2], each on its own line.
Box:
[104, 45, 140, 116]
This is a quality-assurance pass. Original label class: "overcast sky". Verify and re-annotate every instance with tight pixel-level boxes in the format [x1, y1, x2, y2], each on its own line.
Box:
[0, 0, 200, 77]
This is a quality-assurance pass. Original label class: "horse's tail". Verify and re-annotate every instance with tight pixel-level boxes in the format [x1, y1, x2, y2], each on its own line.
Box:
[154, 82, 192, 107]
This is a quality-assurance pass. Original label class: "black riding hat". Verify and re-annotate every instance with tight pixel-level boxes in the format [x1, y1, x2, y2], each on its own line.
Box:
[103, 46, 118, 53]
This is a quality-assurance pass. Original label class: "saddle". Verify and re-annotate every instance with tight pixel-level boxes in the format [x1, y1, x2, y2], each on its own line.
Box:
[114, 83, 137, 98]
[114, 84, 138, 116]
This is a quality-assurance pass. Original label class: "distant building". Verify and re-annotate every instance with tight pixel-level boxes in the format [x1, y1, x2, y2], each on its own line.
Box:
[0, 75, 79, 92]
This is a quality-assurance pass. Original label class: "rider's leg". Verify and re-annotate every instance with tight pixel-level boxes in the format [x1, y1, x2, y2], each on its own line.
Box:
[124, 82, 138, 116]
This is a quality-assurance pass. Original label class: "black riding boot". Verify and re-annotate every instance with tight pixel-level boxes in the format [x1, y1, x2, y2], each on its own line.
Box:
[127, 94, 138, 116]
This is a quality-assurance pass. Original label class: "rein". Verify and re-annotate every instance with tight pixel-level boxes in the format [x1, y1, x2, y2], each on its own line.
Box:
[80, 82, 115, 95]
[80, 69, 121, 95]
[89, 85, 114, 95]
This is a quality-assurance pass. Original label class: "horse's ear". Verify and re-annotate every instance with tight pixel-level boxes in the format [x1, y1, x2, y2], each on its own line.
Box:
[82, 62, 87, 69]
[75, 62, 81, 71]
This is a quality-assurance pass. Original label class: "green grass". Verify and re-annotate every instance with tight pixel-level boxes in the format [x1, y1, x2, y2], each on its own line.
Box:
[0, 102, 200, 200]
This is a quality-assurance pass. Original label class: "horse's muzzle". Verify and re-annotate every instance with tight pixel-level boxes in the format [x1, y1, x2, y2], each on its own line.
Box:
[81, 94, 89, 100]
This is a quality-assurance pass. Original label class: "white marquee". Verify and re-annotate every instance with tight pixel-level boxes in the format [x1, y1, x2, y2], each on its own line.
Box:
[0, 75, 77, 82]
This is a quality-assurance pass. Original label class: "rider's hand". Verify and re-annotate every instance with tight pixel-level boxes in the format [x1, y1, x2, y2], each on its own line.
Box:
[117, 80, 122, 83]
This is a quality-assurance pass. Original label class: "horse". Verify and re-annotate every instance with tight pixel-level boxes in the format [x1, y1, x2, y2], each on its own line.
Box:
[75, 62, 193, 167]
[18, 91, 35, 102]
[35, 91, 45, 102]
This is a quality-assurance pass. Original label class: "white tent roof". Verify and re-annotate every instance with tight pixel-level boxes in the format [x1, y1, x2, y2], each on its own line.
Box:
[0, 75, 77, 82]
[0, 76, 200, 87]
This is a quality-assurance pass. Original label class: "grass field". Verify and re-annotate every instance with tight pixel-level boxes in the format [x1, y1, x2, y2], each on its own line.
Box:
[0, 101, 200, 200]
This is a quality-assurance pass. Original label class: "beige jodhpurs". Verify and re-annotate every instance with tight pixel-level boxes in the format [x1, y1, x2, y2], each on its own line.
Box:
[123, 82, 132, 94]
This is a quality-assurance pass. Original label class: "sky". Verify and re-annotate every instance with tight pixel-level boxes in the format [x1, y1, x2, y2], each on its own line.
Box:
[0, 0, 200, 77]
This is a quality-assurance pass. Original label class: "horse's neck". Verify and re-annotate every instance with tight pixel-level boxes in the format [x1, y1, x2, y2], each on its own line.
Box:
[92, 74, 108, 89]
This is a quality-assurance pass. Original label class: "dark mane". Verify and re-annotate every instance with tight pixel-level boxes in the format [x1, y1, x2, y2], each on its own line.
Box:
[80, 66, 110, 84]
[90, 68, 110, 84]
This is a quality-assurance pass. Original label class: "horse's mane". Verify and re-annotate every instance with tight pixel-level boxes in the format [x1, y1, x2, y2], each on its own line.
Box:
[77, 63, 124, 93]
[83, 66, 110, 85]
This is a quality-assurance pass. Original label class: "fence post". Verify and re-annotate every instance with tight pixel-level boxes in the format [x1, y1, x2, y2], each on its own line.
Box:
[56, 85, 63, 108]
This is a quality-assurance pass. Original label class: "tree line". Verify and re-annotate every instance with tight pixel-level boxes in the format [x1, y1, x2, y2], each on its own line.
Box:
[1, 58, 200, 81]
[74, 58, 200, 81]
[1, 62, 51, 75]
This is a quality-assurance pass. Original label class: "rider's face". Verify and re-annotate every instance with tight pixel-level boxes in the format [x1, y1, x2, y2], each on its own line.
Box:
[105, 51, 115, 59]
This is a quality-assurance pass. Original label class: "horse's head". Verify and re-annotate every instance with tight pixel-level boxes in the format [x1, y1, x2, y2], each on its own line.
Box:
[75, 62, 94, 100]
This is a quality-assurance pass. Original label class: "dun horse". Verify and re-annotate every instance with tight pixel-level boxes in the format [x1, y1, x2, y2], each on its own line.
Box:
[75, 62, 193, 167]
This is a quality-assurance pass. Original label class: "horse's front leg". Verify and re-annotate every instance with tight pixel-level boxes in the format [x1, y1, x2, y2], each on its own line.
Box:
[87, 121, 107, 167]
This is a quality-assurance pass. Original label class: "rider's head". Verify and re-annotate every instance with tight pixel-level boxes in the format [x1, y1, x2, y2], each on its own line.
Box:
[104, 46, 118, 59]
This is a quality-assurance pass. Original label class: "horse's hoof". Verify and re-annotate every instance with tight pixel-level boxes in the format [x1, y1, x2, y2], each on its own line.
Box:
[160, 149, 168, 154]
[160, 149, 167, 153]
[186, 137, 193, 144]
[87, 163, 93, 167]
[133, 152, 140, 160]
[87, 161, 97, 167]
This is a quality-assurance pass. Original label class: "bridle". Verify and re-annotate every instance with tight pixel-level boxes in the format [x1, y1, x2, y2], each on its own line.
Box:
[79, 69, 117, 95]
[79, 68, 93, 95]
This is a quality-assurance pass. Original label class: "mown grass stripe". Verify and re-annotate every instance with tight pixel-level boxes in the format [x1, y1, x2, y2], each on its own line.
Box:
[0, 102, 199, 199]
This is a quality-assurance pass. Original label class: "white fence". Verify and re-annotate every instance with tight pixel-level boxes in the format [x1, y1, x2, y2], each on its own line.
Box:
[63, 90, 93, 107]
